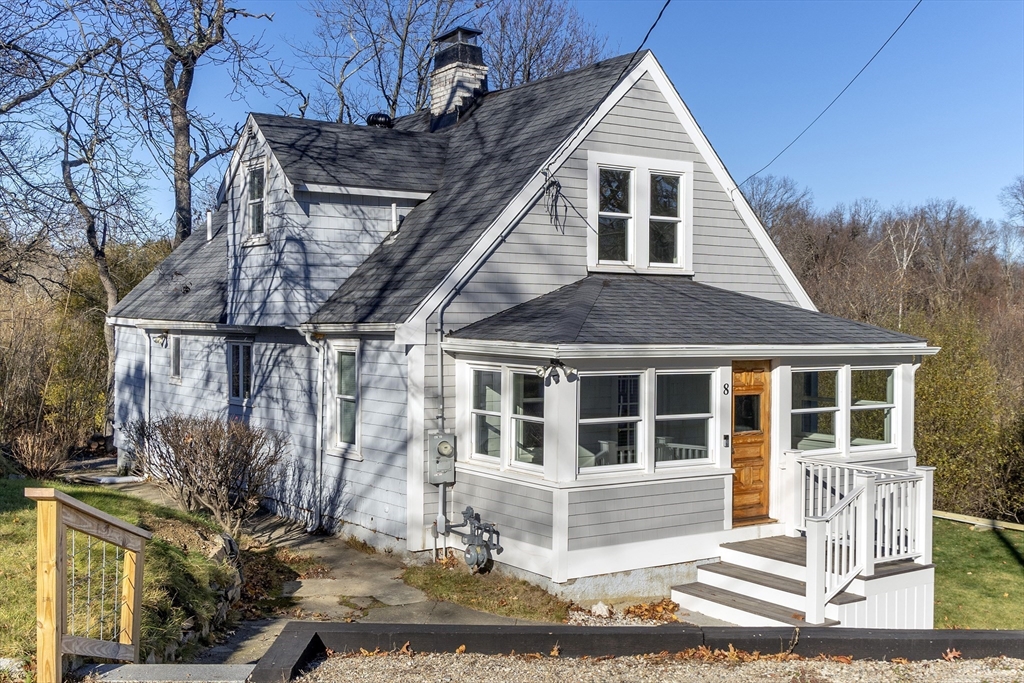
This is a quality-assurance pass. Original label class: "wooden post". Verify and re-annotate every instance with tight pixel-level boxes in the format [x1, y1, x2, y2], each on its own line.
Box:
[35, 498, 66, 683]
[855, 472, 876, 577]
[916, 466, 935, 565]
[119, 545, 144, 662]
[805, 518, 825, 625]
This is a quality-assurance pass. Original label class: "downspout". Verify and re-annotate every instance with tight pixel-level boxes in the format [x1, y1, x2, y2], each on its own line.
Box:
[303, 331, 326, 532]
[434, 182, 550, 430]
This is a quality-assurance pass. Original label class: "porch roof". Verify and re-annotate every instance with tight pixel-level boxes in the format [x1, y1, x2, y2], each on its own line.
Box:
[448, 274, 925, 346]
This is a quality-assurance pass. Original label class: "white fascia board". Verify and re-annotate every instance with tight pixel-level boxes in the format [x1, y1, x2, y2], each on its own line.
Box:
[298, 322, 397, 335]
[108, 317, 257, 334]
[395, 57, 654, 346]
[292, 183, 432, 201]
[442, 338, 939, 360]
[642, 56, 818, 311]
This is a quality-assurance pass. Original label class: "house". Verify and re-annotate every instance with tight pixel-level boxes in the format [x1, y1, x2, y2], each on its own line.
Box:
[109, 28, 940, 629]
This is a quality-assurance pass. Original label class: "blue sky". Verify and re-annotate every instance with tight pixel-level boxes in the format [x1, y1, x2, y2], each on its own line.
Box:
[187, 0, 1023, 224]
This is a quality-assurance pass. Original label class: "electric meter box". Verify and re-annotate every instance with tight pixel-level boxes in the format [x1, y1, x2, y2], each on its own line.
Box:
[428, 432, 457, 485]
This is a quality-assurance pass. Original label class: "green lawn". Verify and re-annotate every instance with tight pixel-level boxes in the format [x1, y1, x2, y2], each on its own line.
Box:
[933, 518, 1024, 629]
[0, 478, 232, 661]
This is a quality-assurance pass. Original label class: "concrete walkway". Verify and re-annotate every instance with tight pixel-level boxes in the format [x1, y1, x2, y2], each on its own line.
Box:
[71, 470, 547, 666]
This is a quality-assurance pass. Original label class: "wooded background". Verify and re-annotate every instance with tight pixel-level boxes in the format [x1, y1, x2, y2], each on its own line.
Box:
[1, 0, 1021, 521]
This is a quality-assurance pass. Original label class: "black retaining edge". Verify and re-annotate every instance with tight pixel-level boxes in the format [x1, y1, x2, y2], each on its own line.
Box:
[248, 621, 1024, 683]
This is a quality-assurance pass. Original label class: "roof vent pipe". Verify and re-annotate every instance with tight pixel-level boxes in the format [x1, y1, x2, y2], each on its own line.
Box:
[366, 112, 394, 128]
[206, 210, 213, 241]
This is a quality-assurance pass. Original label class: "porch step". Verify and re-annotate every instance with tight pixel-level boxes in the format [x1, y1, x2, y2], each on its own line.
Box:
[719, 535, 807, 580]
[699, 562, 865, 612]
[671, 582, 839, 628]
[75, 664, 255, 682]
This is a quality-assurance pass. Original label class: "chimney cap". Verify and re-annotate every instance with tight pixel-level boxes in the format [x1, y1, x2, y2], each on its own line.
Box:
[434, 26, 482, 46]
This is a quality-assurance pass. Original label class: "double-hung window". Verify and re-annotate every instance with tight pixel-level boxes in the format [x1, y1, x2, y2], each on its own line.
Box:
[790, 370, 839, 451]
[649, 174, 682, 265]
[850, 369, 894, 448]
[588, 152, 693, 272]
[337, 350, 358, 447]
[169, 335, 181, 380]
[511, 373, 545, 467]
[578, 374, 641, 469]
[471, 370, 502, 459]
[597, 168, 632, 263]
[248, 165, 265, 236]
[655, 373, 712, 462]
[229, 342, 253, 402]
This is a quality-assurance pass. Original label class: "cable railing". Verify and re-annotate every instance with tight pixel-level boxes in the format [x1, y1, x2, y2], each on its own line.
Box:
[25, 488, 152, 683]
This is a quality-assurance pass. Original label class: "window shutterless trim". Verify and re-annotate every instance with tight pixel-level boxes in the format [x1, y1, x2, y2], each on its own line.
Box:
[508, 370, 545, 473]
[228, 342, 253, 404]
[576, 372, 645, 474]
[470, 368, 502, 460]
[329, 340, 360, 458]
[653, 370, 714, 466]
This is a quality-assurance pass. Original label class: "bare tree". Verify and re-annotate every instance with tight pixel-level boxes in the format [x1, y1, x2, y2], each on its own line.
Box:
[878, 213, 922, 330]
[999, 175, 1024, 266]
[480, 0, 605, 90]
[105, 0, 272, 246]
[742, 174, 813, 241]
[293, 0, 372, 122]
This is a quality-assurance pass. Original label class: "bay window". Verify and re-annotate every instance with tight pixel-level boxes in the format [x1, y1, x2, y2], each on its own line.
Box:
[791, 370, 838, 451]
[468, 368, 545, 469]
[850, 369, 894, 448]
[512, 373, 545, 466]
[471, 370, 501, 458]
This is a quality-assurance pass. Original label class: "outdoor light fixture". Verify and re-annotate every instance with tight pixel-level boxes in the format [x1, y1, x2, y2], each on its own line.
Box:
[535, 359, 577, 382]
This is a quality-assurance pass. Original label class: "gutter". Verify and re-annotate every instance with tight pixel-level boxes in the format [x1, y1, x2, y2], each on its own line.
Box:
[302, 331, 327, 532]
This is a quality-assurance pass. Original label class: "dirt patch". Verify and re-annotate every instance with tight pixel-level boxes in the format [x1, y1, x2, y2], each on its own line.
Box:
[237, 542, 332, 619]
[140, 512, 220, 555]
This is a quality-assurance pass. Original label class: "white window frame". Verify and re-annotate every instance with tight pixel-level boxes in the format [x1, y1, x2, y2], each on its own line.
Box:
[849, 366, 897, 452]
[228, 342, 253, 404]
[595, 165, 634, 266]
[247, 162, 266, 236]
[469, 368, 502, 461]
[577, 371, 645, 475]
[169, 334, 181, 382]
[587, 151, 694, 273]
[329, 340, 361, 459]
[653, 370, 714, 468]
[789, 365, 900, 456]
[460, 363, 546, 475]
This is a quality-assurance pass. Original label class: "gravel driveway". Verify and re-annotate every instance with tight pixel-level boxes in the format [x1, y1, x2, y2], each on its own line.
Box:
[296, 652, 1024, 683]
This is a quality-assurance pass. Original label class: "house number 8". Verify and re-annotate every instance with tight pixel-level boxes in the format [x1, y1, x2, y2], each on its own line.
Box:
[723, 383, 730, 395]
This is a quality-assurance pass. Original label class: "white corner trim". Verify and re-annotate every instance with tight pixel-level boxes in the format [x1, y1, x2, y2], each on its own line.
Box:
[406, 344, 427, 551]
[641, 56, 817, 311]
[293, 183, 432, 201]
[396, 55, 655, 346]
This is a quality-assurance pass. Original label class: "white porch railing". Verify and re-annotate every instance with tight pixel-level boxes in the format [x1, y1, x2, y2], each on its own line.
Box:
[795, 456, 935, 624]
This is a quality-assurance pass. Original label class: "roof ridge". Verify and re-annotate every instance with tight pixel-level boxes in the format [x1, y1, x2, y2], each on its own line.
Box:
[569, 277, 607, 343]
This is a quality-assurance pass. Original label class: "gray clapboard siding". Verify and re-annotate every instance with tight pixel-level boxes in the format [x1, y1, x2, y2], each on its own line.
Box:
[452, 471, 554, 549]
[321, 338, 409, 538]
[225, 135, 417, 328]
[149, 334, 229, 419]
[113, 326, 148, 448]
[567, 478, 725, 550]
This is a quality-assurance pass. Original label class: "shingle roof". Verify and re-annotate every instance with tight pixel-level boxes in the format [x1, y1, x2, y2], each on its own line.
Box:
[449, 274, 924, 346]
[307, 52, 644, 325]
[252, 113, 449, 193]
[108, 209, 228, 324]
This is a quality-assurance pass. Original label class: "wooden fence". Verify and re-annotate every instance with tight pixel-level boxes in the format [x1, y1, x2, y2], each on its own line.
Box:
[25, 488, 152, 683]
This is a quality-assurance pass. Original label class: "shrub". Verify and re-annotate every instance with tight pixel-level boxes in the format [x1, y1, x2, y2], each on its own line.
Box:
[10, 431, 69, 479]
[127, 414, 287, 535]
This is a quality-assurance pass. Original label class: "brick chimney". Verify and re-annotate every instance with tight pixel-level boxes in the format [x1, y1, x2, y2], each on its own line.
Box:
[429, 27, 488, 118]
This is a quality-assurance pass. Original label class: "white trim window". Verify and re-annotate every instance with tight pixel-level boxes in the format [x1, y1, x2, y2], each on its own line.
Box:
[471, 369, 502, 459]
[229, 342, 253, 402]
[655, 372, 712, 463]
[578, 373, 642, 470]
[169, 334, 181, 380]
[790, 369, 839, 451]
[587, 151, 694, 272]
[465, 366, 545, 470]
[850, 368, 895, 449]
[511, 372, 545, 468]
[336, 349, 358, 448]
[247, 164, 265, 236]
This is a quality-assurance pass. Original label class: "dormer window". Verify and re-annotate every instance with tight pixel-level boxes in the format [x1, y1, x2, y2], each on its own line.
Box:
[248, 165, 265, 235]
[587, 151, 693, 273]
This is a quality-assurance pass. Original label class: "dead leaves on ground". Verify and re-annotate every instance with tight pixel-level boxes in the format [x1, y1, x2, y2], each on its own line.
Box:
[942, 648, 962, 661]
[623, 598, 681, 622]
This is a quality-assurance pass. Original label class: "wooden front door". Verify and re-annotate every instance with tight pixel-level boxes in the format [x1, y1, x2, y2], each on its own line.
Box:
[731, 361, 773, 526]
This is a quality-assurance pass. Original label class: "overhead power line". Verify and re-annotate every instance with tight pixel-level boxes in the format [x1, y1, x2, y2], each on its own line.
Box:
[739, 0, 924, 188]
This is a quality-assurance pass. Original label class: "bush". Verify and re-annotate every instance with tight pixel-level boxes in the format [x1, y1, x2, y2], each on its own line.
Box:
[127, 414, 287, 535]
[10, 432, 69, 479]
